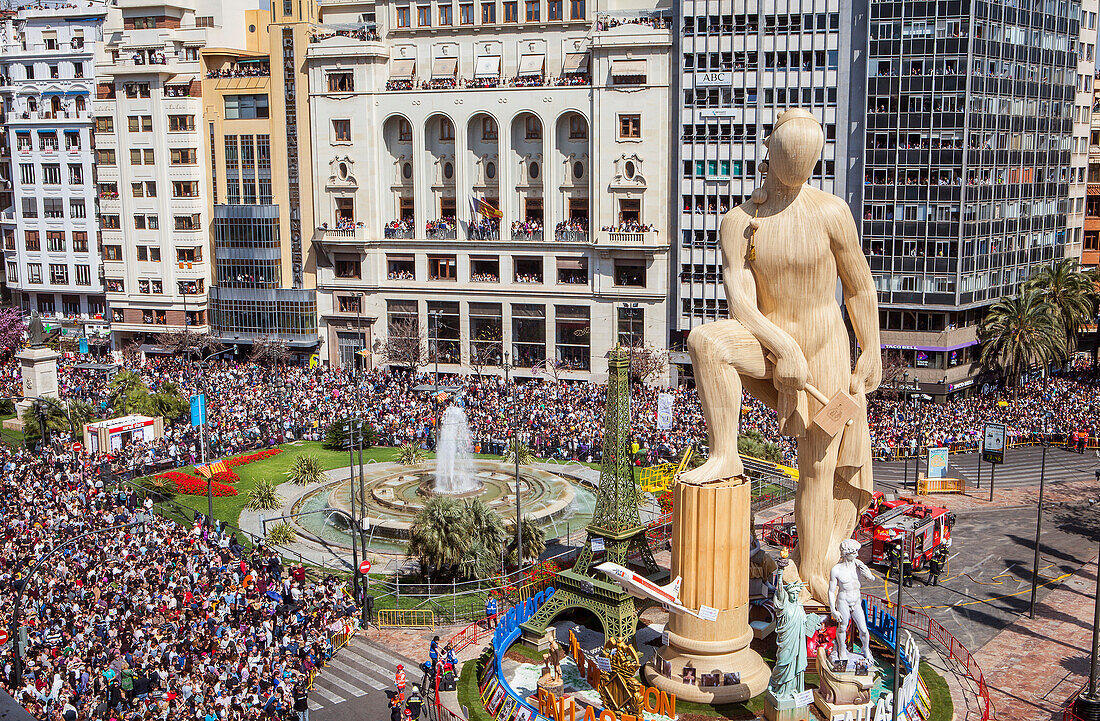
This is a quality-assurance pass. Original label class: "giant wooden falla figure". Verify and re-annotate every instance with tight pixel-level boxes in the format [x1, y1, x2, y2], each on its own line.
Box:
[647, 109, 881, 702]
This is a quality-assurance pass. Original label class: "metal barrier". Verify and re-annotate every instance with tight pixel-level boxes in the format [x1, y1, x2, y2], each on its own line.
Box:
[916, 477, 966, 495]
[378, 608, 437, 627]
[305, 620, 358, 691]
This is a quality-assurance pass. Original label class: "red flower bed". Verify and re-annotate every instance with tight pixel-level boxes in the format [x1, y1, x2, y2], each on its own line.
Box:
[224, 448, 283, 467]
[211, 470, 239, 484]
[656, 491, 673, 514]
[156, 472, 239, 497]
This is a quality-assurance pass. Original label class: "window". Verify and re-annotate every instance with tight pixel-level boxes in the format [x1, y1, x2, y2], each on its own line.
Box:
[174, 214, 201, 230]
[173, 181, 199, 197]
[132, 16, 158, 28]
[513, 256, 543, 283]
[168, 114, 195, 131]
[23, 64, 33, 80]
[398, 118, 413, 142]
[16, 134, 30, 152]
[21, 198, 36, 218]
[525, 116, 541, 139]
[556, 256, 587, 284]
[28, 264, 42, 284]
[224, 94, 269, 120]
[503, 1, 517, 21]
[617, 306, 643, 346]
[39, 132, 58, 151]
[75, 265, 90, 286]
[134, 215, 146, 230]
[439, 118, 454, 141]
[68, 164, 83, 185]
[333, 119, 351, 142]
[19, 164, 34, 184]
[481, 117, 498, 140]
[512, 303, 545, 365]
[169, 148, 196, 165]
[144, 149, 155, 164]
[335, 253, 362, 279]
[440, 4, 453, 24]
[429, 255, 458, 280]
[103, 245, 121, 261]
[70, 200, 85, 218]
[128, 115, 153, 132]
[460, 4, 474, 22]
[338, 295, 362, 313]
[525, 0, 539, 20]
[397, 6, 411, 26]
[136, 246, 161, 262]
[46, 232, 65, 252]
[418, 5, 432, 25]
[65, 133, 80, 151]
[43, 198, 63, 218]
[42, 165, 60, 185]
[6, 263, 15, 284]
[568, 116, 587, 139]
[470, 256, 499, 282]
[177, 247, 202, 263]
[49, 264, 68, 284]
[482, 2, 496, 21]
[569, 0, 584, 19]
[95, 149, 115, 165]
[24, 231, 39, 251]
[619, 114, 641, 139]
[428, 301, 460, 362]
[548, 0, 561, 19]
[95, 117, 114, 132]
[613, 259, 646, 286]
[555, 305, 590, 370]
[328, 72, 354, 92]
[100, 215, 121, 229]
[73, 232, 88, 252]
[2, 231, 11, 250]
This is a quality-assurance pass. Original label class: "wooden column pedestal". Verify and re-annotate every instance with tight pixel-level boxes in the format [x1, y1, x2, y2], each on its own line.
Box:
[644, 478, 770, 703]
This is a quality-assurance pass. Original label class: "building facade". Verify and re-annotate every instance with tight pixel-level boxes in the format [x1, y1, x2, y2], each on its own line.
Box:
[93, 0, 261, 347]
[861, 0, 1084, 396]
[1086, 75, 1100, 269]
[1066, 0, 1098, 263]
[0, 3, 107, 339]
[305, 0, 672, 380]
[202, 1, 320, 353]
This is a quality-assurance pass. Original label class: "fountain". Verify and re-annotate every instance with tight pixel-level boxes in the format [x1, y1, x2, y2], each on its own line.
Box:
[434, 405, 479, 494]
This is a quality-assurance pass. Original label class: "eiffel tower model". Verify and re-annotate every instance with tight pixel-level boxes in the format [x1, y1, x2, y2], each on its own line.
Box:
[520, 347, 662, 646]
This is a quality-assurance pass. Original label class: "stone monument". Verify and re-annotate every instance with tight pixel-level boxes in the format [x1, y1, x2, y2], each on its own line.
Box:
[648, 108, 881, 702]
[764, 551, 821, 721]
[14, 311, 60, 418]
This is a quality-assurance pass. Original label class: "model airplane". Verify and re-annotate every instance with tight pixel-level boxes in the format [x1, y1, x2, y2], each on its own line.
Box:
[595, 562, 715, 620]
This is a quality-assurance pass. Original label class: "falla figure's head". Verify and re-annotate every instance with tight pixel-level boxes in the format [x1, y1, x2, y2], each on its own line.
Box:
[763, 109, 825, 188]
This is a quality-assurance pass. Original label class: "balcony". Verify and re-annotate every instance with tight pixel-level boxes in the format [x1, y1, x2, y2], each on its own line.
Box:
[426, 218, 457, 240]
[384, 222, 414, 239]
[7, 108, 91, 124]
[554, 229, 590, 243]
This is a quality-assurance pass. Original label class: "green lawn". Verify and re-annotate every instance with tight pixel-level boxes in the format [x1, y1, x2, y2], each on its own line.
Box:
[0, 414, 25, 448]
[920, 661, 953, 721]
[458, 659, 496, 721]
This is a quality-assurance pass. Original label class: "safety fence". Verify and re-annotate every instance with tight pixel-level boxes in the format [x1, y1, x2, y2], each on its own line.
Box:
[915, 477, 966, 495]
[305, 619, 358, 691]
[864, 594, 992, 721]
[872, 433, 1100, 462]
[379, 608, 438, 628]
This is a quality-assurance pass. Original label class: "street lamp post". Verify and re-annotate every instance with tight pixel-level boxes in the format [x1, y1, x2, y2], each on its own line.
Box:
[197, 348, 232, 528]
[1076, 539, 1100, 719]
[892, 531, 906, 721]
[902, 371, 910, 489]
[502, 352, 522, 571]
[1029, 418, 1052, 618]
[347, 415, 361, 606]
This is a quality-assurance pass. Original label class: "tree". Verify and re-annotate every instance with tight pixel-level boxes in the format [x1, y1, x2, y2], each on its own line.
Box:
[506, 516, 546, 566]
[157, 327, 223, 357]
[323, 418, 376, 451]
[533, 358, 566, 384]
[285, 454, 326, 485]
[468, 329, 502, 378]
[395, 443, 428, 466]
[737, 428, 783, 464]
[505, 439, 535, 466]
[627, 345, 670, 384]
[378, 317, 427, 372]
[979, 289, 1066, 386]
[65, 399, 96, 429]
[464, 498, 507, 577]
[109, 370, 148, 413]
[245, 479, 284, 511]
[20, 401, 72, 446]
[143, 381, 189, 420]
[0, 306, 24, 358]
[267, 522, 298, 545]
[408, 496, 471, 577]
[1023, 259, 1098, 356]
[873, 350, 908, 399]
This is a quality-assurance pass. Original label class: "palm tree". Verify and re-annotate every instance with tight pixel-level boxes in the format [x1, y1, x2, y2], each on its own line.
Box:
[505, 440, 535, 466]
[245, 479, 284, 510]
[408, 496, 471, 577]
[979, 289, 1066, 386]
[506, 516, 546, 566]
[395, 443, 429, 466]
[1023, 259, 1098, 355]
[65, 399, 95, 428]
[465, 498, 505, 549]
[285, 454, 325, 485]
[109, 370, 147, 413]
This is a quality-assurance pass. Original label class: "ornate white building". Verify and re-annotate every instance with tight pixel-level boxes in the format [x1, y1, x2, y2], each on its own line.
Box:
[306, 0, 673, 380]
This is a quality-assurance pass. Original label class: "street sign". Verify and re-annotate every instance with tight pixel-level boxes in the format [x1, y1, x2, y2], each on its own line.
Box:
[190, 394, 206, 427]
[982, 422, 1006, 465]
[359, 559, 372, 574]
[71, 442, 82, 455]
[0, 628, 9, 645]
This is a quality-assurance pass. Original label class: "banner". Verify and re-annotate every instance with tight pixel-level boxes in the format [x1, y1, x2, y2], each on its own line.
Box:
[79, 337, 88, 354]
[190, 394, 206, 427]
[926, 447, 948, 479]
[982, 422, 1005, 464]
[656, 393, 674, 430]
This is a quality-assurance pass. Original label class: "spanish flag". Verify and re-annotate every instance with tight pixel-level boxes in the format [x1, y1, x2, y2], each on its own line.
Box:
[474, 197, 503, 218]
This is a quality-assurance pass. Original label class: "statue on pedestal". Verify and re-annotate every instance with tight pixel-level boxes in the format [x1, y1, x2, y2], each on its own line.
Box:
[768, 551, 821, 699]
[828, 539, 875, 663]
[679, 108, 882, 600]
[27, 311, 46, 347]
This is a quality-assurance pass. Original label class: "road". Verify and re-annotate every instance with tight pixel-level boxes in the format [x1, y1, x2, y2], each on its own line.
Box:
[312, 636, 422, 721]
[873, 444, 1100, 492]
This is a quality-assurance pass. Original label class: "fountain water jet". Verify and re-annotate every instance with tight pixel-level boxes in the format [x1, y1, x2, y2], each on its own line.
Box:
[434, 405, 479, 494]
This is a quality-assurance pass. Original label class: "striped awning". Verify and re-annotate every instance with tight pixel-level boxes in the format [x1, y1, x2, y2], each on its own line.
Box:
[563, 52, 589, 73]
[518, 54, 544, 76]
[431, 57, 458, 78]
[474, 55, 500, 78]
[391, 58, 416, 79]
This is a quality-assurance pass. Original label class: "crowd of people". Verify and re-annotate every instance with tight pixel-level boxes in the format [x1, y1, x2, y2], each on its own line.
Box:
[0, 436, 356, 719]
[425, 218, 458, 237]
[510, 220, 543, 238]
[205, 64, 270, 79]
[600, 221, 658, 233]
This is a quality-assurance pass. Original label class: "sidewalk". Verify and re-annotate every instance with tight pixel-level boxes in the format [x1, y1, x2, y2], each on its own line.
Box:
[975, 551, 1098, 721]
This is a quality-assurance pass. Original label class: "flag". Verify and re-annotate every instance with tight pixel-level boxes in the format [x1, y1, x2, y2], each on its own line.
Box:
[196, 460, 229, 478]
[473, 197, 502, 218]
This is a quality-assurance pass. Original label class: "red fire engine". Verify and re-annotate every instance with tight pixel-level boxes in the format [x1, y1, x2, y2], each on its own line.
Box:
[868, 497, 956, 570]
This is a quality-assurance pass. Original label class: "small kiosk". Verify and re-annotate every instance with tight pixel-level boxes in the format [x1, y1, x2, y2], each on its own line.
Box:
[83, 415, 164, 454]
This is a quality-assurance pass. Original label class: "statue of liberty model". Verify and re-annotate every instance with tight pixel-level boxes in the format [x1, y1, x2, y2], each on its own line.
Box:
[764, 550, 822, 721]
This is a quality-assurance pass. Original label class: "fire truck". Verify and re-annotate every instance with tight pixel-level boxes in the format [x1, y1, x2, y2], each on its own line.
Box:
[868, 497, 956, 570]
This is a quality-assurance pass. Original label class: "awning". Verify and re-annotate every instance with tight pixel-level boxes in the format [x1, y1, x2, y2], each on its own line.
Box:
[137, 344, 174, 355]
[14, 130, 29, 134]
[611, 59, 646, 77]
[63, 128, 80, 133]
[563, 52, 589, 74]
[518, 54, 544, 76]
[474, 55, 500, 78]
[171, 74, 196, 85]
[431, 57, 458, 78]
[557, 258, 585, 270]
[65, 89, 87, 96]
[390, 58, 416, 79]
[41, 91, 64, 96]
[388, 254, 414, 261]
[36, 128, 56, 133]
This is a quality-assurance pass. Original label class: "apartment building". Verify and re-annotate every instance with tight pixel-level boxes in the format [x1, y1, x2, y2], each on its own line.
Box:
[861, 0, 1083, 397]
[1067, 1, 1098, 263]
[93, 0, 261, 348]
[672, 0, 854, 364]
[202, 0, 320, 353]
[0, 2, 107, 340]
[305, 0, 672, 380]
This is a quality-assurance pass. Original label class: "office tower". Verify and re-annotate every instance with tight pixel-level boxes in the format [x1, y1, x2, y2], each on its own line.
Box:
[306, 0, 672, 380]
[862, 0, 1084, 396]
[0, 2, 107, 344]
[203, 0, 320, 353]
[1067, 2, 1098, 264]
[93, 0, 262, 348]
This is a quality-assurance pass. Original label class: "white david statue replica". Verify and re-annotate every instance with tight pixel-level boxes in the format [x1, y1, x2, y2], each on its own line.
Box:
[829, 539, 875, 663]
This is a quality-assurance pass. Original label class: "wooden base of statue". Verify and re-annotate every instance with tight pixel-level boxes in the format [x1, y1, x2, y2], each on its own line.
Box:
[812, 648, 876, 718]
[644, 477, 769, 702]
[763, 691, 814, 721]
[537, 674, 564, 699]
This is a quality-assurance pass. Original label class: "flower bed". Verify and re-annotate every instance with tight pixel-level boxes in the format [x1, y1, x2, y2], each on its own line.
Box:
[224, 448, 283, 467]
[156, 471, 239, 497]
[211, 469, 240, 484]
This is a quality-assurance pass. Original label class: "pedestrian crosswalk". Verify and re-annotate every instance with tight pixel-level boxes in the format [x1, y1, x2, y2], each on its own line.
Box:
[874, 445, 1098, 492]
[310, 635, 420, 717]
